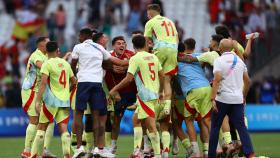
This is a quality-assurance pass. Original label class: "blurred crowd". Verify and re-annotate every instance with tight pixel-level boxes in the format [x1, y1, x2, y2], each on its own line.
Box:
[0, 0, 280, 108]
[208, 0, 280, 105]
[208, 0, 280, 44]
[0, 0, 67, 108]
[0, 0, 164, 108]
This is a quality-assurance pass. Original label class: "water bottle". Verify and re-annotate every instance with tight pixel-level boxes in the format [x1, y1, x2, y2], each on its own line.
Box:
[245, 32, 260, 39]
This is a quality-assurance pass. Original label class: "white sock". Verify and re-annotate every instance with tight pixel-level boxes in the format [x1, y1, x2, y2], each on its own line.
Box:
[111, 140, 117, 147]
[191, 141, 199, 153]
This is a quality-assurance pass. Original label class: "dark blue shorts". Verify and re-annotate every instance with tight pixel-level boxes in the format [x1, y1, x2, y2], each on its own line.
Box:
[76, 82, 107, 115]
[114, 92, 136, 117]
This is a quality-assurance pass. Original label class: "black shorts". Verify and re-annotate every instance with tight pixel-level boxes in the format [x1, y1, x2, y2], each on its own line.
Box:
[114, 92, 136, 117]
[76, 82, 107, 115]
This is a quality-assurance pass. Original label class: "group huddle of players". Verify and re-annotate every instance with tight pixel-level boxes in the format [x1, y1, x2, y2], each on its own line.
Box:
[20, 3, 257, 158]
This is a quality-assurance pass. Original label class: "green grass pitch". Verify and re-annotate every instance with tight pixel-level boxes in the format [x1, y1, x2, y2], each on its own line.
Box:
[0, 133, 279, 157]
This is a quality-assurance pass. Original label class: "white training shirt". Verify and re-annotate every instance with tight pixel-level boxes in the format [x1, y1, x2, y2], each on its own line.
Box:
[72, 39, 111, 83]
[213, 52, 247, 104]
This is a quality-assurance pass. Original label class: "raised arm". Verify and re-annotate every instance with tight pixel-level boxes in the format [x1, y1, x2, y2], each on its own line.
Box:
[243, 34, 256, 59]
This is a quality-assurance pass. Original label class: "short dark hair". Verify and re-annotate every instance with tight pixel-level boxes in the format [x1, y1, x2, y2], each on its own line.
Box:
[79, 28, 92, 37]
[132, 35, 146, 49]
[131, 30, 144, 35]
[92, 32, 104, 43]
[178, 42, 185, 52]
[184, 38, 196, 50]
[36, 36, 48, 45]
[215, 25, 230, 38]
[112, 36, 125, 45]
[211, 34, 224, 44]
[46, 41, 58, 53]
[147, 4, 161, 13]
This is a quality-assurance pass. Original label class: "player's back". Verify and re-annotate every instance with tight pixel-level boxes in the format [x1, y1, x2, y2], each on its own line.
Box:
[145, 15, 178, 47]
[128, 51, 162, 101]
[41, 57, 73, 103]
[178, 53, 210, 95]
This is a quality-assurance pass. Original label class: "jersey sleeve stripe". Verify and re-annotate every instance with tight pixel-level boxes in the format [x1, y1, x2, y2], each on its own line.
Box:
[152, 29, 158, 38]
[137, 71, 145, 85]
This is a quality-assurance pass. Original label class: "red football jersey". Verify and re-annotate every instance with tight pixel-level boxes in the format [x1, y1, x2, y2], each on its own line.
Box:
[104, 50, 137, 94]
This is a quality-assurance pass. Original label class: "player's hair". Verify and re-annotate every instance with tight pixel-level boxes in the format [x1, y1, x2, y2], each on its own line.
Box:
[184, 38, 196, 50]
[46, 41, 58, 53]
[92, 32, 104, 43]
[112, 36, 125, 45]
[79, 28, 92, 37]
[132, 35, 146, 49]
[36, 36, 48, 45]
[147, 4, 161, 13]
[178, 42, 185, 52]
[211, 34, 224, 44]
[131, 30, 144, 35]
[215, 25, 231, 38]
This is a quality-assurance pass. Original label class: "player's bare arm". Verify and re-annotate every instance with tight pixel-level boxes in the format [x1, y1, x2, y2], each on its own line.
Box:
[243, 34, 256, 59]
[35, 61, 44, 69]
[112, 65, 127, 74]
[62, 52, 72, 60]
[102, 60, 128, 74]
[243, 71, 251, 101]
[177, 54, 198, 63]
[71, 58, 78, 75]
[211, 71, 222, 112]
[108, 56, 129, 66]
[35, 73, 48, 114]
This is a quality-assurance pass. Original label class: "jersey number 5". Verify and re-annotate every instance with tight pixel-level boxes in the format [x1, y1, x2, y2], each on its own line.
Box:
[59, 70, 66, 88]
[161, 20, 175, 36]
[148, 63, 155, 81]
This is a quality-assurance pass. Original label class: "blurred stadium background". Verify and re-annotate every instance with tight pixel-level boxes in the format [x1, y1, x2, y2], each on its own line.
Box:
[0, 0, 280, 157]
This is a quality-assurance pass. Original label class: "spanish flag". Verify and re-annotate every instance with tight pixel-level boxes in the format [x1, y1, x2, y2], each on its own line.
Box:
[12, 18, 48, 41]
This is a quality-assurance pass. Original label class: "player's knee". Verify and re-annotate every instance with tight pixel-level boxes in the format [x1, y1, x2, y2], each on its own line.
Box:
[58, 123, 68, 134]
[37, 123, 48, 131]
[29, 116, 39, 125]
[185, 116, 194, 122]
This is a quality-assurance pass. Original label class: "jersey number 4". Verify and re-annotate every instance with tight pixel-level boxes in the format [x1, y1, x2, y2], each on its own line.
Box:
[148, 63, 155, 81]
[59, 70, 66, 88]
[161, 21, 175, 36]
